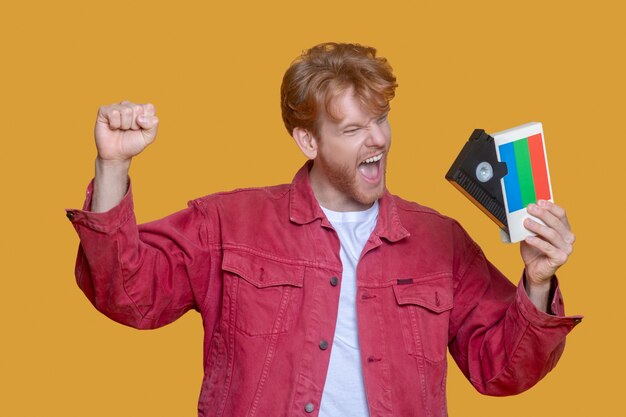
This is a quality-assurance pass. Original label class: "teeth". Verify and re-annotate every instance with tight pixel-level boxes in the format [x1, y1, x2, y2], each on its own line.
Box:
[363, 154, 383, 164]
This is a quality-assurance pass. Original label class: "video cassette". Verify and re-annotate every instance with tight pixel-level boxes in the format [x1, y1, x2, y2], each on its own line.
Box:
[446, 122, 553, 243]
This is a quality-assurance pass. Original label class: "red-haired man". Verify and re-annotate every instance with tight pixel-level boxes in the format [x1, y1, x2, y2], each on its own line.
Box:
[67, 43, 580, 417]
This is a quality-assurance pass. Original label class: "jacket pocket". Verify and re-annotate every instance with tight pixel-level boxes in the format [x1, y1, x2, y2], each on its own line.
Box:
[393, 276, 453, 362]
[222, 249, 304, 336]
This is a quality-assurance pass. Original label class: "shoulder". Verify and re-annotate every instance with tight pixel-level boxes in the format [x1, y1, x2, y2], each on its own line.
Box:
[391, 193, 457, 226]
[187, 183, 291, 213]
[390, 193, 478, 248]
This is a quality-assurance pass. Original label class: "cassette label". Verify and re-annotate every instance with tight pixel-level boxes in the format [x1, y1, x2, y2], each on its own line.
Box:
[494, 122, 553, 243]
[498, 133, 551, 212]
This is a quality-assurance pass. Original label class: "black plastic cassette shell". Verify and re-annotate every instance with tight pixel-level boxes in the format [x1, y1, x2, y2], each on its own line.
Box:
[446, 129, 509, 231]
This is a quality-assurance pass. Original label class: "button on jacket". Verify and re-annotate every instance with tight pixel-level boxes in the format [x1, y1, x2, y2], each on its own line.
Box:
[67, 163, 580, 417]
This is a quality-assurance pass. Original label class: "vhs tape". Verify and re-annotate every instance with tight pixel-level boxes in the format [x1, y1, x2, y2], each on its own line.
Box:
[446, 122, 553, 243]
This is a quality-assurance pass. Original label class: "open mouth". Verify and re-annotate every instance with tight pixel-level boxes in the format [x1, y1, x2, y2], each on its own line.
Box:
[358, 153, 383, 182]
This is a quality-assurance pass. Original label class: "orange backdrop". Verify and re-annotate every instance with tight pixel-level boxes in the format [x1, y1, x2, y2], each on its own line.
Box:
[2, 1, 623, 416]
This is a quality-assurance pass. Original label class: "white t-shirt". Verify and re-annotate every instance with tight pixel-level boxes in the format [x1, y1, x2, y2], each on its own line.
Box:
[318, 202, 379, 417]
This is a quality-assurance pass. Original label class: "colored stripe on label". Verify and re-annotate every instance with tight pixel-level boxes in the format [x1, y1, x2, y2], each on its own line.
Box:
[528, 133, 551, 201]
[498, 142, 523, 212]
[499, 134, 551, 213]
[513, 138, 537, 207]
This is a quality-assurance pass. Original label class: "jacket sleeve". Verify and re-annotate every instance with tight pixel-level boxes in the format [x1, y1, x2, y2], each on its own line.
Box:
[447, 221, 582, 396]
[66, 180, 212, 330]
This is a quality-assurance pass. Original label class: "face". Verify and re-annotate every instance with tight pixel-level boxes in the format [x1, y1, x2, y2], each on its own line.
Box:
[308, 87, 391, 211]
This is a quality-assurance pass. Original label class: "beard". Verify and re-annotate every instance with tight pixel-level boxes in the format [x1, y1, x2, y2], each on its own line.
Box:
[315, 152, 386, 207]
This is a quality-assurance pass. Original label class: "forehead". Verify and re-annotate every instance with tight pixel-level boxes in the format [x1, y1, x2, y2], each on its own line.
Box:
[323, 87, 377, 126]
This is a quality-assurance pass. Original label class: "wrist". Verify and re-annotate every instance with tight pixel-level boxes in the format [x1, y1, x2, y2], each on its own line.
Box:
[525, 277, 552, 292]
[524, 272, 554, 313]
[95, 156, 131, 174]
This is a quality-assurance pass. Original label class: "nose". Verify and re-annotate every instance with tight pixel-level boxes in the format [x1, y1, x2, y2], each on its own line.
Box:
[366, 122, 388, 148]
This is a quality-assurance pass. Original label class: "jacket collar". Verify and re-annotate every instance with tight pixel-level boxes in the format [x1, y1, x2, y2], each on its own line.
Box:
[289, 161, 410, 243]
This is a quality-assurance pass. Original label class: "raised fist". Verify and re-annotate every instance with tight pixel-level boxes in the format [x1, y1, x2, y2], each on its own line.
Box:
[94, 101, 159, 162]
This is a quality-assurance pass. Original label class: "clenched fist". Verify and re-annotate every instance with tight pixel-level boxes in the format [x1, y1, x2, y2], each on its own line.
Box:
[95, 101, 159, 162]
[91, 101, 159, 213]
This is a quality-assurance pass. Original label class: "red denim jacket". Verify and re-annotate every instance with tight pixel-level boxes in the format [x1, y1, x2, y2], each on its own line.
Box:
[67, 163, 580, 417]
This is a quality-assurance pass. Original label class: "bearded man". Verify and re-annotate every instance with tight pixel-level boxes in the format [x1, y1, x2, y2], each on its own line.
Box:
[67, 42, 580, 417]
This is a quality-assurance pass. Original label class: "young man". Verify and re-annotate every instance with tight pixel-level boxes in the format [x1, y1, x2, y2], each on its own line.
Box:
[67, 43, 580, 417]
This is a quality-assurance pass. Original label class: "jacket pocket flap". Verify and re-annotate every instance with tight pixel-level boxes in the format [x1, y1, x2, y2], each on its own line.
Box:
[222, 250, 305, 288]
[392, 278, 453, 313]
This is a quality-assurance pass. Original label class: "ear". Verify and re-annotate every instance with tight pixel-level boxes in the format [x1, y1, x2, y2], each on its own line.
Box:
[292, 127, 318, 160]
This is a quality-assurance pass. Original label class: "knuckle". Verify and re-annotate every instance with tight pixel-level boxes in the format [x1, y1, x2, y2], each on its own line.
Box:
[554, 206, 565, 217]
[568, 232, 576, 245]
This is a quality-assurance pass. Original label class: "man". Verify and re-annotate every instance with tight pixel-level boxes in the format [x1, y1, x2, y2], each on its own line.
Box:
[67, 43, 580, 417]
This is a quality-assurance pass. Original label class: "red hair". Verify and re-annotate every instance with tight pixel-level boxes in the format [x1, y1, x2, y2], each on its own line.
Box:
[281, 42, 397, 136]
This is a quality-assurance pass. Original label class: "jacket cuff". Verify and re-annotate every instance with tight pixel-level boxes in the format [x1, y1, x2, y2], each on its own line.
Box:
[516, 275, 583, 328]
[64, 179, 134, 234]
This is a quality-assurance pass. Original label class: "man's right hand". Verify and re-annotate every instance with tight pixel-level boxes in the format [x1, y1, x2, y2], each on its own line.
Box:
[91, 101, 159, 213]
[95, 101, 159, 162]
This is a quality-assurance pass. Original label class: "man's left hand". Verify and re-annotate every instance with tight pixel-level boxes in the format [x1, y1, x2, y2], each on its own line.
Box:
[521, 200, 575, 289]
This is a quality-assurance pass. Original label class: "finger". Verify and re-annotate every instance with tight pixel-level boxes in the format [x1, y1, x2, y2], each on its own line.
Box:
[107, 109, 121, 130]
[528, 203, 575, 246]
[130, 105, 144, 131]
[524, 235, 569, 268]
[527, 204, 565, 234]
[137, 115, 159, 145]
[537, 200, 571, 229]
[524, 217, 573, 256]
[120, 106, 133, 130]
[136, 114, 158, 130]
[96, 104, 109, 122]
[142, 103, 156, 117]
[524, 216, 565, 249]
[97, 105, 120, 128]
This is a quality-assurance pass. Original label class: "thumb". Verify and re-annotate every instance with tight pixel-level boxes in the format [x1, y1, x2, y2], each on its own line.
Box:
[137, 115, 159, 143]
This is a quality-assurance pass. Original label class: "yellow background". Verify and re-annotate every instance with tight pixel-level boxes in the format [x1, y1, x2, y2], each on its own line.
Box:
[2, 0, 623, 415]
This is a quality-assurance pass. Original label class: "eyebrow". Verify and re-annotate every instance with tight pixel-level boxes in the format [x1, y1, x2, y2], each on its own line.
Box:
[338, 113, 388, 131]
[339, 121, 365, 130]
